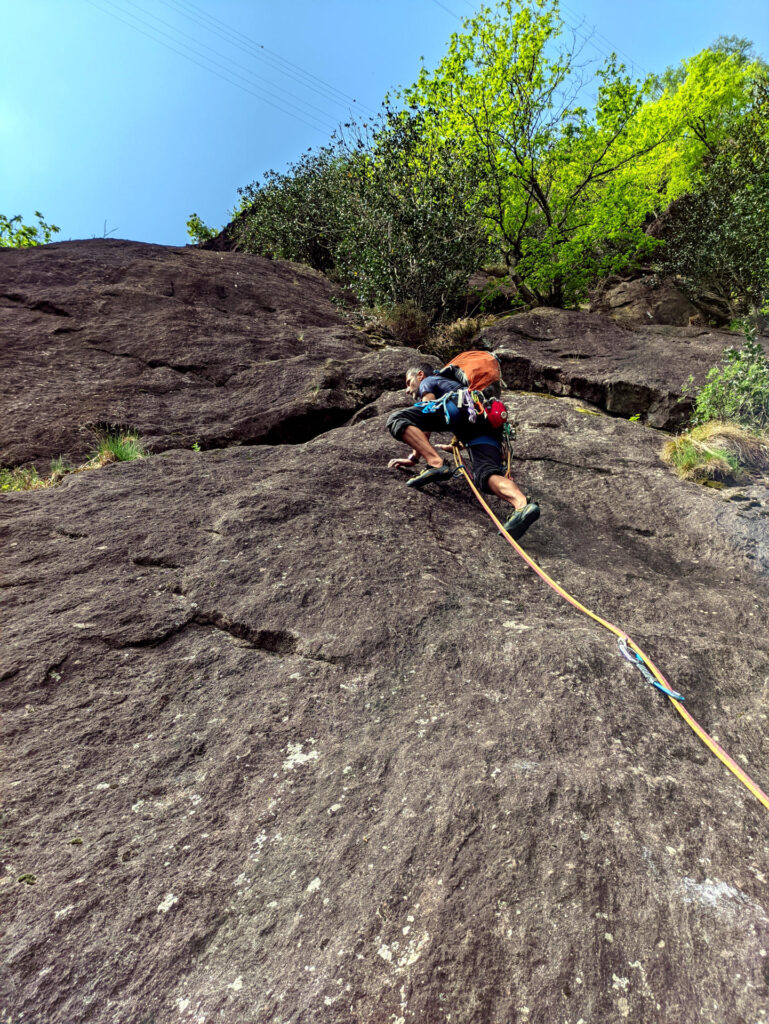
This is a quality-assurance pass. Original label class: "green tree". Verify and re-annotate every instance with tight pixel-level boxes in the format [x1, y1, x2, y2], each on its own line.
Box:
[398, 0, 762, 307]
[235, 111, 490, 317]
[186, 212, 218, 244]
[654, 63, 769, 317]
[0, 211, 60, 247]
[335, 111, 491, 315]
[398, 0, 663, 305]
[229, 1, 765, 317]
[235, 143, 352, 270]
[683, 324, 769, 429]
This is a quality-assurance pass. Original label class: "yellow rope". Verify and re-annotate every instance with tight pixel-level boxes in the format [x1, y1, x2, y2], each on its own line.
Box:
[451, 441, 769, 812]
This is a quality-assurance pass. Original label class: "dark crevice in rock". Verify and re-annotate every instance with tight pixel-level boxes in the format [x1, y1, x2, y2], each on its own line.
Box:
[132, 555, 182, 570]
[193, 611, 298, 654]
[97, 607, 349, 666]
[100, 609, 300, 655]
[31, 300, 71, 317]
[100, 619, 195, 650]
[84, 345, 230, 386]
[145, 359, 201, 375]
[1, 294, 71, 317]
[239, 407, 359, 448]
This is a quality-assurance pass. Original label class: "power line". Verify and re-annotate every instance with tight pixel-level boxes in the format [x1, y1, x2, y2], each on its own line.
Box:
[86, 0, 338, 135]
[162, 0, 378, 117]
[112, 0, 346, 125]
[112, 0, 343, 124]
[92, 0, 339, 131]
[559, 1, 648, 76]
[428, 0, 464, 18]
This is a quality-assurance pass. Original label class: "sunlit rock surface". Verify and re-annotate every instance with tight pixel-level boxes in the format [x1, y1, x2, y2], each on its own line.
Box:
[2, 241, 769, 1024]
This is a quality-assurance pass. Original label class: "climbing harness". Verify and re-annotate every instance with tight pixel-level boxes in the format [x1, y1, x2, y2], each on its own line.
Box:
[418, 388, 485, 426]
[449, 439, 769, 814]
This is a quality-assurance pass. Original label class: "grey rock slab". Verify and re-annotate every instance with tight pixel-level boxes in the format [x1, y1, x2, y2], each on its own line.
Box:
[0, 239, 418, 467]
[484, 307, 749, 429]
[2, 394, 769, 1023]
[589, 274, 700, 326]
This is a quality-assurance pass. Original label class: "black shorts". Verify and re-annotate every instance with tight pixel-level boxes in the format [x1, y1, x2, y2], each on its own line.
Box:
[387, 407, 504, 493]
[386, 404, 455, 440]
[464, 442, 505, 493]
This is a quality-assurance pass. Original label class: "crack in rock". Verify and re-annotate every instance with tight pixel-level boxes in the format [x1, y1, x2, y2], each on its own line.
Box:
[1, 293, 71, 317]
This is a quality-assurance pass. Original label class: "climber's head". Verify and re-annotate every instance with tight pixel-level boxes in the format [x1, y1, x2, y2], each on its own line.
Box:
[405, 363, 434, 399]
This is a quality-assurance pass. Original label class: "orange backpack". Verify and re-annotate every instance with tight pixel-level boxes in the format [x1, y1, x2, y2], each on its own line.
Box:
[440, 350, 501, 392]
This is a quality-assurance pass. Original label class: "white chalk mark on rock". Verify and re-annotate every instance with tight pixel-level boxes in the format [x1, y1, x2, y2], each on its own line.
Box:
[157, 893, 178, 914]
[283, 742, 320, 771]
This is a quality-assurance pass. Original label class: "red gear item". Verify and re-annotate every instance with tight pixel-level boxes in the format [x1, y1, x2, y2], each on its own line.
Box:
[485, 399, 508, 429]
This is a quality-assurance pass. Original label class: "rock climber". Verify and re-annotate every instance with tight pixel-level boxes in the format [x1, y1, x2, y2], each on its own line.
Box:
[386, 364, 541, 541]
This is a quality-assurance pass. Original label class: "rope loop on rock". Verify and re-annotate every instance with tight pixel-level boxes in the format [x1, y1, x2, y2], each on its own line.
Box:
[449, 439, 769, 814]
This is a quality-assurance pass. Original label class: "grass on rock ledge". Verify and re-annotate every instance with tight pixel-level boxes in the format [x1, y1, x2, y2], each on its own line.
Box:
[661, 421, 769, 483]
[0, 433, 147, 493]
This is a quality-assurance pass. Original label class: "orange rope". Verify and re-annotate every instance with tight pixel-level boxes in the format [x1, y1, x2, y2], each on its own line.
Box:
[451, 442, 769, 813]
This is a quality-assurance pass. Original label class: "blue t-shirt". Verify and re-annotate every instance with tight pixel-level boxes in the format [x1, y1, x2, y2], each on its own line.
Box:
[417, 374, 459, 399]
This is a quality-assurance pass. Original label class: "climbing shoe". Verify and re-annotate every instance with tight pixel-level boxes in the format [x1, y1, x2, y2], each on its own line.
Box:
[503, 502, 540, 541]
[406, 462, 453, 489]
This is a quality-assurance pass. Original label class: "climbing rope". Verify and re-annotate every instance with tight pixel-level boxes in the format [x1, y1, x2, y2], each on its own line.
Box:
[450, 440, 769, 813]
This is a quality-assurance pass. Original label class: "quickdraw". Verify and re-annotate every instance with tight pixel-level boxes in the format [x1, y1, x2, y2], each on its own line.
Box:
[618, 639, 684, 701]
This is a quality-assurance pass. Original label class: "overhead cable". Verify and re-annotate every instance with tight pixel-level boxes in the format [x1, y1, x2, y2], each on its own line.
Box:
[87, 0, 337, 135]
[451, 0, 647, 77]
[114, 0, 347, 125]
[560, 1, 649, 76]
[162, 0, 378, 117]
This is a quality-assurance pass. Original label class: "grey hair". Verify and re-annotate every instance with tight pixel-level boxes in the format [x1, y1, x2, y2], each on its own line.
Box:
[406, 362, 435, 382]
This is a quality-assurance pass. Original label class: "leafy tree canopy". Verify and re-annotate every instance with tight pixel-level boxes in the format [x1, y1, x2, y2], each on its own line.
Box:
[186, 213, 218, 244]
[397, 0, 763, 307]
[230, 0, 766, 320]
[0, 211, 59, 248]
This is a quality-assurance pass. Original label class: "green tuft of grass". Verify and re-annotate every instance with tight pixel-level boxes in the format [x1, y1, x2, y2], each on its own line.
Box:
[1, 435, 146, 495]
[89, 433, 146, 466]
[662, 421, 769, 482]
[49, 456, 74, 482]
[0, 466, 44, 492]
[424, 315, 496, 364]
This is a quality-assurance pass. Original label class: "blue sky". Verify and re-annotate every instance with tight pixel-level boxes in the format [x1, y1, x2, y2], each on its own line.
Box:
[2, 0, 767, 246]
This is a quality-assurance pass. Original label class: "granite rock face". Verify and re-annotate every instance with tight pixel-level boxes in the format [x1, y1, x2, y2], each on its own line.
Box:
[0, 239, 415, 468]
[588, 274, 700, 326]
[482, 307, 744, 429]
[2, 242, 769, 1024]
[3, 390, 769, 1024]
